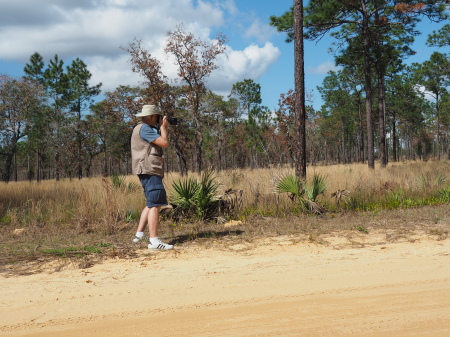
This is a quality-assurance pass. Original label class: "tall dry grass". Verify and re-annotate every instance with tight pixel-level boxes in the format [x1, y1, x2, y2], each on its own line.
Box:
[1, 177, 140, 230]
[1, 161, 449, 228]
[208, 160, 450, 214]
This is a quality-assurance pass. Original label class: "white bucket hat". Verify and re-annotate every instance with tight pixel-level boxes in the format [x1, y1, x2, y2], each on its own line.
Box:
[135, 105, 162, 117]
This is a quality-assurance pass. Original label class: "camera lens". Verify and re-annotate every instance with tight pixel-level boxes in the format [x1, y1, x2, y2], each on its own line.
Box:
[168, 117, 178, 125]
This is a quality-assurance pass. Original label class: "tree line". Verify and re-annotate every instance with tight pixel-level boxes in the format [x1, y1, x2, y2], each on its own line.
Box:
[271, 0, 449, 169]
[1, 3, 449, 182]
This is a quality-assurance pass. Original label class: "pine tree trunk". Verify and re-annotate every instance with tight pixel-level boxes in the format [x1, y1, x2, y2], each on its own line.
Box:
[174, 139, 187, 176]
[294, 0, 306, 179]
[378, 72, 387, 167]
[436, 96, 441, 161]
[362, 16, 374, 169]
[358, 98, 365, 163]
[392, 113, 398, 162]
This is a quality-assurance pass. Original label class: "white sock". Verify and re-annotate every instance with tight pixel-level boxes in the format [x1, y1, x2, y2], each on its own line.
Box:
[135, 232, 144, 238]
[150, 237, 160, 245]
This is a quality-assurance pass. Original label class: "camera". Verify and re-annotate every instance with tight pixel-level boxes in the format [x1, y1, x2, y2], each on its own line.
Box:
[167, 117, 179, 125]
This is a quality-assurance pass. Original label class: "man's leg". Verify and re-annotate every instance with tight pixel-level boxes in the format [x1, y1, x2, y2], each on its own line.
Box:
[137, 207, 149, 232]
[147, 205, 161, 238]
[133, 207, 149, 243]
[147, 205, 173, 250]
[132, 207, 149, 242]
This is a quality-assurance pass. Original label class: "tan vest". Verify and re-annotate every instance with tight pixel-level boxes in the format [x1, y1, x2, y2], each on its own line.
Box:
[131, 122, 164, 177]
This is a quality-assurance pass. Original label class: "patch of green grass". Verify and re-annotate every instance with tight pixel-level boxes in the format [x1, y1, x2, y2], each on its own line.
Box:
[436, 187, 450, 202]
[0, 214, 12, 226]
[40, 244, 113, 257]
[343, 188, 448, 212]
[125, 209, 140, 223]
[355, 225, 369, 234]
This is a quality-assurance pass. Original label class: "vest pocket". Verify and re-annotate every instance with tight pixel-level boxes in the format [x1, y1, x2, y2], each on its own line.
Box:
[144, 155, 165, 178]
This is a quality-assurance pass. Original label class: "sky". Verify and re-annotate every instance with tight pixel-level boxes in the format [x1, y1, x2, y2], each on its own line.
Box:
[0, 0, 448, 112]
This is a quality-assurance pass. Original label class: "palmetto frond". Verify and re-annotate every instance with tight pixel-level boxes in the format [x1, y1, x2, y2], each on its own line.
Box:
[169, 169, 220, 219]
[171, 176, 199, 210]
[275, 174, 303, 197]
[194, 169, 220, 218]
[276, 173, 327, 214]
[305, 174, 327, 202]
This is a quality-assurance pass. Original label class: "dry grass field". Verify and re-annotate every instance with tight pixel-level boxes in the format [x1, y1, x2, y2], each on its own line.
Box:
[0, 161, 449, 270]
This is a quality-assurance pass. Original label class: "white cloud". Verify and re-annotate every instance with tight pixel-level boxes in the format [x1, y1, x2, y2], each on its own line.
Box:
[206, 42, 281, 94]
[217, 0, 239, 16]
[0, 0, 223, 61]
[0, 0, 282, 99]
[86, 55, 141, 92]
[307, 61, 341, 74]
[415, 85, 436, 102]
[244, 19, 277, 44]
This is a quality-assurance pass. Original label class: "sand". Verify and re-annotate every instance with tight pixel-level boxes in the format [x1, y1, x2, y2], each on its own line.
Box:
[1, 232, 450, 336]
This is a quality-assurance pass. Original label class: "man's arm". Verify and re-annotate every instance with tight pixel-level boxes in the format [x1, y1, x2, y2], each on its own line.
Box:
[152, 116, 169, 148]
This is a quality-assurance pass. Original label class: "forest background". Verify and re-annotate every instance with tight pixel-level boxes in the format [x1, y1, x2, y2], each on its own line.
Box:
[1, 1, 449, 182]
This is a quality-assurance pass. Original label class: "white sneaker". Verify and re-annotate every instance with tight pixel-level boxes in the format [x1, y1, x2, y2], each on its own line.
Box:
[132, 235, 145, 243]
[148, 240, 174, 250]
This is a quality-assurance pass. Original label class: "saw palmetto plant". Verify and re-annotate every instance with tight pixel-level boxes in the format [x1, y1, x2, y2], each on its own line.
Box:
[169, 169, 220, 220]
[275, 173, 327, 214]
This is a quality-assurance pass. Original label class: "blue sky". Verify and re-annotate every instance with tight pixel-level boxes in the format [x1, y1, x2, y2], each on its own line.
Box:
[0, 0, 448, 112]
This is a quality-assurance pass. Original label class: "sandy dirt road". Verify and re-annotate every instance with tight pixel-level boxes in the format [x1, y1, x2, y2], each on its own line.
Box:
[1, 232, 450, 336]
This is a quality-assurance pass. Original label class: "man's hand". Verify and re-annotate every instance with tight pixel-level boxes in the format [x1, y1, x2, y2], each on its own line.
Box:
[152, 115, 169, 148]
[160, 116, 170, 129]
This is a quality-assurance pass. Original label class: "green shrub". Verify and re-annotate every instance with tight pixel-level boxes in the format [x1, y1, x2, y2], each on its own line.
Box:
[169, 169, 220, 220]
[276, 173, 327, 214]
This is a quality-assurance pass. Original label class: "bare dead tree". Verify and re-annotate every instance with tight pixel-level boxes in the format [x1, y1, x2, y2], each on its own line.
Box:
[165, 25, 228, 174]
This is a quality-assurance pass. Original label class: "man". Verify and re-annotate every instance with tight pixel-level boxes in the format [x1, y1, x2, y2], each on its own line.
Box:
[131, 104, 173, 250]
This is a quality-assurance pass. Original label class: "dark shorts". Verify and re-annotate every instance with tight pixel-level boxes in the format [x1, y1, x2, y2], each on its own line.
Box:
[138, 174, 167, 208]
